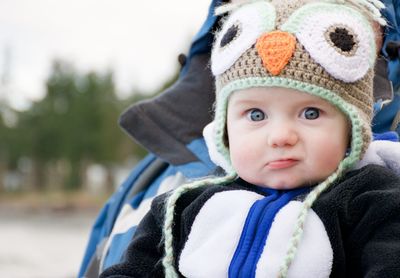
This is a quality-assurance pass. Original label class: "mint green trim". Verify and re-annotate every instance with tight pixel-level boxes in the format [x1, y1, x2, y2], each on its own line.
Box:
[280, 2, 376, 66]
[214, 77, 365, 176]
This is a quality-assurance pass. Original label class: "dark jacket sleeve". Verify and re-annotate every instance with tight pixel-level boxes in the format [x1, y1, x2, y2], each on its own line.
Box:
[99, 195, 168, 278]
[345, 166, 400, 277]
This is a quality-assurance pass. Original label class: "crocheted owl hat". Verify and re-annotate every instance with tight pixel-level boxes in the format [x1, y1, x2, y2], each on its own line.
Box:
[205, 0, 385, 175]
[162, 1, 386, 277]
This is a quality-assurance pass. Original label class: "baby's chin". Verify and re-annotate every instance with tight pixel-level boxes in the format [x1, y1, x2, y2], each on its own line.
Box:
[251, 177, 324, 190]
[251, 180, 304, 190]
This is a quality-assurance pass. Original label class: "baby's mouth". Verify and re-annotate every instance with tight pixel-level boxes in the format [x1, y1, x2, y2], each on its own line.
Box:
[266, 159, 299, 169]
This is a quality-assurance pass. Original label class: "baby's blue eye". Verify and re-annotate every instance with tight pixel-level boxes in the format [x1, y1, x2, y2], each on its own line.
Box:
[303, 108, 320, 120]
[247, 109, 266, 121]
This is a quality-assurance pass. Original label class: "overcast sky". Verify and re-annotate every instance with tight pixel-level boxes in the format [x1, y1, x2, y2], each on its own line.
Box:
[0, 0, 211, 110]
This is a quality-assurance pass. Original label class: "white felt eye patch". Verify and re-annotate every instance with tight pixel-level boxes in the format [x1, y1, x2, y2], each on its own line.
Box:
[211, 1, 276, 76]
[282, 3, 376, 83]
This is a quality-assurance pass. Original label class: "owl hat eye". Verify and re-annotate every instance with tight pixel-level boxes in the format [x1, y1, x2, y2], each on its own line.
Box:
[211, 1, 275, 75]
[281, 2, 377, 82]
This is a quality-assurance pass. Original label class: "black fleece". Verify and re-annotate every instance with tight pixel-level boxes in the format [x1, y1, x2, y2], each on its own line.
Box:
[100, 165, 400, 278]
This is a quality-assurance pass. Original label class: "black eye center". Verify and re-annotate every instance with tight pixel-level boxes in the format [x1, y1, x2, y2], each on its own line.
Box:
[329, 27, 356, 52]
[220, 24, 239, 48]
[248, 109, 265, 121]
[304, 108, 319, 120]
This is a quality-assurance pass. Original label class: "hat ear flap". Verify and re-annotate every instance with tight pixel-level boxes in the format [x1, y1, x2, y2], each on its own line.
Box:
[203, 121, 232, 173]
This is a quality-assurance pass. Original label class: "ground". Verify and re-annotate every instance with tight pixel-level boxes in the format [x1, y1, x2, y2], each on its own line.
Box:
[0, 191, 106, 278]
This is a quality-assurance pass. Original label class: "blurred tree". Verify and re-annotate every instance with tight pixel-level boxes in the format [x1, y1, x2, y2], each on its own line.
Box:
[14, 61, 133, 190]
[0, 59, 179, 192]
[0, 106, 22, 168]
[42, 61, 136, 190]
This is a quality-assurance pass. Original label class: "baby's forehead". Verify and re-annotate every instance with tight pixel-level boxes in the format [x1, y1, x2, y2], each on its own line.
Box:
[229, 86, 333, 106]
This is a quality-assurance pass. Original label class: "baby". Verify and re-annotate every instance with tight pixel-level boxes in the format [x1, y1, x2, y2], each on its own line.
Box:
[101, 0, 400, 277]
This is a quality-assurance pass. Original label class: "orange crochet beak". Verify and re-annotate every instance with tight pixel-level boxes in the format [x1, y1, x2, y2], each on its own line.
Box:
[256, 31, 296, 76]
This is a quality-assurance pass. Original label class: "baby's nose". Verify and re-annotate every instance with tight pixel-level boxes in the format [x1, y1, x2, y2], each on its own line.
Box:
[267, 126, 298, 148]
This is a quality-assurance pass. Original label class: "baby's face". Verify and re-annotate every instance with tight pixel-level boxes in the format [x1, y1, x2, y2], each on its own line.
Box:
[227, 87, 349, 189]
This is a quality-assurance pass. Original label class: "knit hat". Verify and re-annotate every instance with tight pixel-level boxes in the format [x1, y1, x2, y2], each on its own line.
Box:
[206, 0, 385, 175]
[162, 1, 386, 277]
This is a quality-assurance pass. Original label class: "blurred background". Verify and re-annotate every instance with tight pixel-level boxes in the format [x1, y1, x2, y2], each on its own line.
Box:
[0, 0, 209, 277]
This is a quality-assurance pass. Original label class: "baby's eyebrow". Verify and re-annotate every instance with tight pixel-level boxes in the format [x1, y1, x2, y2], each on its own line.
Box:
[295, 99, 325, 106]
[288, 94, 332, 107]
[230, 98, 262, 107]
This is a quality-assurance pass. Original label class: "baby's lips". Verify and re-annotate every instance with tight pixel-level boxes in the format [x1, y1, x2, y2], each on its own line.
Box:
[266, 158, 299, 169]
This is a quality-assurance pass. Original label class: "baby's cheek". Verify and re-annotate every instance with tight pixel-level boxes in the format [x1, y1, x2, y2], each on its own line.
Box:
[322, 148, 345, 171]
[230, 146, 256, 173]
[230, 149, 246, 169]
